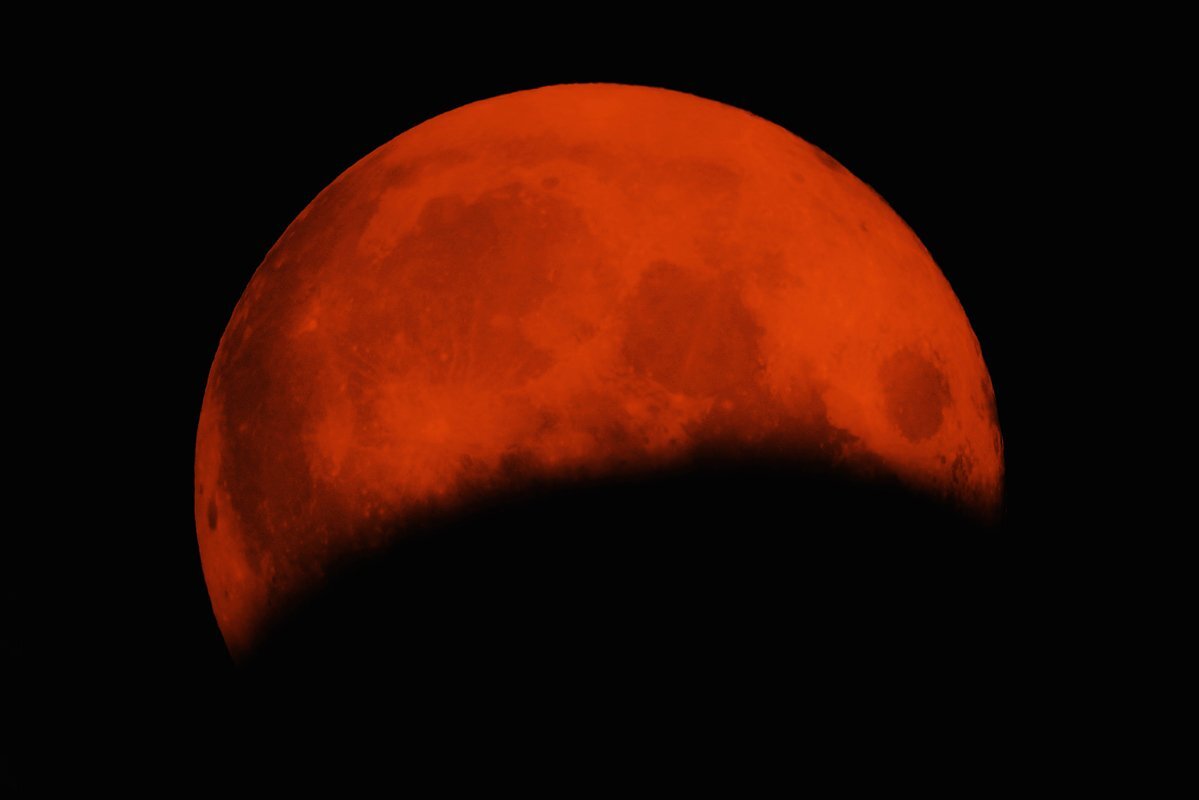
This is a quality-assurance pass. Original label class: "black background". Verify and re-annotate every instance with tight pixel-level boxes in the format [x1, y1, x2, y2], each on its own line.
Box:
[15, 30, 1085, 782]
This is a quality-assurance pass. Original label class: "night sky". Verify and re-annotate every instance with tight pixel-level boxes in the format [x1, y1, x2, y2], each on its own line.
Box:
[12, 31, 1084, 785]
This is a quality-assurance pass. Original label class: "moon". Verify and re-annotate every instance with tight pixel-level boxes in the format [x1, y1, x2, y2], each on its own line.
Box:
[195, 83, 1002, 661]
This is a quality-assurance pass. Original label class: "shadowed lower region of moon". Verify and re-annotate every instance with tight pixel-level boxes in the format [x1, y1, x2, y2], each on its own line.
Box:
[195, 83, 1003, 664]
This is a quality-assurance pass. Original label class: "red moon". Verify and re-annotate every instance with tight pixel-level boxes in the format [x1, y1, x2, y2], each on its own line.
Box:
[195, 84, 1002, 660]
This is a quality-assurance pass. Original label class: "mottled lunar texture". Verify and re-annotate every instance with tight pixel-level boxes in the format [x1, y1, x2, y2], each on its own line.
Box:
[195, 84, 1003, 660]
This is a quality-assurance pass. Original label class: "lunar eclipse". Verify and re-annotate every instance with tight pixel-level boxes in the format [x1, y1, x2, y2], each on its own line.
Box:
[194, 83, 1003, 663]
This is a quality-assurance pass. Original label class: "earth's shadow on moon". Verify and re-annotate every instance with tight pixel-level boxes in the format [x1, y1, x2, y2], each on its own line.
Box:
[242, 453, 1004, 692]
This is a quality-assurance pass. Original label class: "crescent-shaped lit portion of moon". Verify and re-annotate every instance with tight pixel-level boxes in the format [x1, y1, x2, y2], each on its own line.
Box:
[195, 84, 1003, 660]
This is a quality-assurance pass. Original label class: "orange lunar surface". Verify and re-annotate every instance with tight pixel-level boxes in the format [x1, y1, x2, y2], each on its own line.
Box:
[194, 83, 1003, 661]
